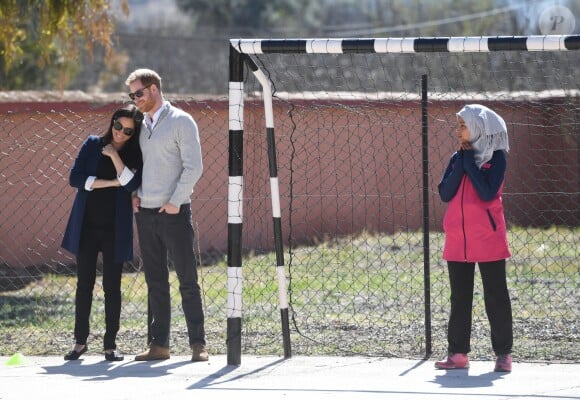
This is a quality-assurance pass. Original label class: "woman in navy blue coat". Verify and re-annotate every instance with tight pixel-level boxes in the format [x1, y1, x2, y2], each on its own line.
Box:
[61, 104, 143, 361]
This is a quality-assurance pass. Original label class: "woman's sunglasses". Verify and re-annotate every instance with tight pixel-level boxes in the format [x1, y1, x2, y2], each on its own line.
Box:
[113, 120, 135, 136]
[128, 83, 153, 100]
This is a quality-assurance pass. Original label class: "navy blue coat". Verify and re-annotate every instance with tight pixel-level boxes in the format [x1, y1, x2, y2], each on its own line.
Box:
[61, 136, 142, 263]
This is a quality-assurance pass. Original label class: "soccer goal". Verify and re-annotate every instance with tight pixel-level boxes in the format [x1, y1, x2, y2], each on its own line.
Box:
[227, 35, 580, 365]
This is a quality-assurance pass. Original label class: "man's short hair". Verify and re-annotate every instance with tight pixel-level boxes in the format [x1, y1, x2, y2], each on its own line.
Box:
[125, 68, 162, 92]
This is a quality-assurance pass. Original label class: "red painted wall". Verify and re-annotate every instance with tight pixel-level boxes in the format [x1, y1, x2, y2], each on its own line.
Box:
[0, 98, 577, 268]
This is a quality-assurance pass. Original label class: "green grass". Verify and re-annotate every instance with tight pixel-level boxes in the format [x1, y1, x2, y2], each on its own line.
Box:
[0, 226, 578, 361]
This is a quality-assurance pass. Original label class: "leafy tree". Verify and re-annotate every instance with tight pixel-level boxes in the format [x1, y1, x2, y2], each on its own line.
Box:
[0, 0, 128, 89]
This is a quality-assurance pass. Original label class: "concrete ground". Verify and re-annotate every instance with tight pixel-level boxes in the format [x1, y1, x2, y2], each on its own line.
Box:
[0, 354, 578, 400]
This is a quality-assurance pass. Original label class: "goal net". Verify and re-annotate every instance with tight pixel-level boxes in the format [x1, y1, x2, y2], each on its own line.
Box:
[227, 36, 579, 364]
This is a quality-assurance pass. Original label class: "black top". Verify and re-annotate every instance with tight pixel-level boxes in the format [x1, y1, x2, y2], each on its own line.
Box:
[84, 154, 117, 230]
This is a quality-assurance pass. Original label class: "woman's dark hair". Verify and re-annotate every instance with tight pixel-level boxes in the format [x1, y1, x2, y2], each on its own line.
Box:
[102, 103, 143, 169]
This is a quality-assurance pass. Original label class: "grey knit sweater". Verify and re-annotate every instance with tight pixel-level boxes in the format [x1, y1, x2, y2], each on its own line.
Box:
[138, 101, 203, 208]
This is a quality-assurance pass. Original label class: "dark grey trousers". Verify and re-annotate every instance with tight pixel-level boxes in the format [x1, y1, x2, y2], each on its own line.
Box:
[136, 204, 206, 347]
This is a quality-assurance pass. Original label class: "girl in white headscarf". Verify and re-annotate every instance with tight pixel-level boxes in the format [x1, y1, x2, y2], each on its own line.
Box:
[435, 104, 513, 373]
[457, 104, 510, 168]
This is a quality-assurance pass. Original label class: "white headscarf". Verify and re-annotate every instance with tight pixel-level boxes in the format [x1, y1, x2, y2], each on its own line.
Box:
[457, 104, 509, 168]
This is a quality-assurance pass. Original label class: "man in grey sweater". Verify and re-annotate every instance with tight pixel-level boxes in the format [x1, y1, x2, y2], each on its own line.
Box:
[125, 68, 208, 362]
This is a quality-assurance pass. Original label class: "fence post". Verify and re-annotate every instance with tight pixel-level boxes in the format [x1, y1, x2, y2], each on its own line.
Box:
[421, 74, 432, 359]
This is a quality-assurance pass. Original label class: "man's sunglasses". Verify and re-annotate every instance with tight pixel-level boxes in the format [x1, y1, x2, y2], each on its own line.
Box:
[128, 83, 153, 100]
[113, 120, 135, 136]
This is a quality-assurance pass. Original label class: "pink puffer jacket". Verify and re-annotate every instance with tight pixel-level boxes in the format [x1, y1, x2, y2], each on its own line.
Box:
[442, 174, 511, 262]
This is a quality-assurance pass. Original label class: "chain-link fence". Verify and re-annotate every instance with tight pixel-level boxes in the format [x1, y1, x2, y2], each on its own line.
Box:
[1, 45, 579, 361]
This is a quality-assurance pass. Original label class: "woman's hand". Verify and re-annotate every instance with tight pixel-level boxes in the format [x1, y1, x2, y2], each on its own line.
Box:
[101, 144, 125, 176]
[459, 141, 472, 151]
[101, 144, 118, 158]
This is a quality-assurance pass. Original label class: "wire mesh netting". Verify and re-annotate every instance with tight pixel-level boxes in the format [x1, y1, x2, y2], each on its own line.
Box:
[237, 49, 579, 361]
[0, 47, 578, 361]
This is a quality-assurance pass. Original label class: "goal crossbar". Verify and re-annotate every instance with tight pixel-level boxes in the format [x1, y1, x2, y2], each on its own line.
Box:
[231, 35, 580, 54]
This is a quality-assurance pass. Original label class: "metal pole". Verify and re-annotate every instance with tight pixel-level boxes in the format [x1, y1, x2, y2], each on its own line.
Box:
[245, 55, 292, 358]
[421, 74, 432, 359]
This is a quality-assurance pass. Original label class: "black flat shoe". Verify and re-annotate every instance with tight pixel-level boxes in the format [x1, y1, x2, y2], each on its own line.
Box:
[104, 350, 124, 362]
[64, 345, 87, 361]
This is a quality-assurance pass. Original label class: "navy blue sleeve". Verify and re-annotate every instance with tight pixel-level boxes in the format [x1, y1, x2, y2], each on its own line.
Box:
[69, 136, 97, 189]
[122, 168, 142, 193]
[463, 150, 506, 201]
[438, 151, 464, 203]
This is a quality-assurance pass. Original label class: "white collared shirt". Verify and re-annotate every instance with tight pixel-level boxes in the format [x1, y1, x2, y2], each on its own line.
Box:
[146, 101, 169, 129]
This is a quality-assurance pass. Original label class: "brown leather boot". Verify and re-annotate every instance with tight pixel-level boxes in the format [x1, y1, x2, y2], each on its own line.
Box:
[191, 343, 209, 362]
[134, 344, 170, 361]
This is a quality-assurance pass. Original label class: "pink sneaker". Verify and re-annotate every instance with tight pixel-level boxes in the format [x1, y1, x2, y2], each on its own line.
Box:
[434, 353, 470, 369]
[494, 354, 512, 372]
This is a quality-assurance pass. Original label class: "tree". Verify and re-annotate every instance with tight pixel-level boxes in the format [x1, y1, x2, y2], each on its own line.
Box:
[0, 0, 128, 89]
